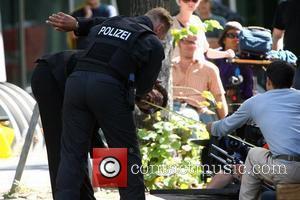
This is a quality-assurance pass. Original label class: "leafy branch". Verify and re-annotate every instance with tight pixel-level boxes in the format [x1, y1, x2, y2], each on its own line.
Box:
[170, 20, 223, 47]
[173, 86, 223, 111]
[137, 88, 223, 190]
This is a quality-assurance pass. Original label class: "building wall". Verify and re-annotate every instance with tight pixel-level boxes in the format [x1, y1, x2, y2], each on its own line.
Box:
[0, 0, 69, 87]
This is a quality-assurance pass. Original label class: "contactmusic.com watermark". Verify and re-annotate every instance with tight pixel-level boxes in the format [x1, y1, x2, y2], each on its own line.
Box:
[92, 148, 288, 187]
[131, 163, 288, 176]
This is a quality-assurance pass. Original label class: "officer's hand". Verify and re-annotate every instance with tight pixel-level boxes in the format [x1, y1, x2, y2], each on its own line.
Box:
[46, 12, 77, 32]
[136, 83, 168, 114]
[146, 89, 164, 106]
[136, 89, 163, 114]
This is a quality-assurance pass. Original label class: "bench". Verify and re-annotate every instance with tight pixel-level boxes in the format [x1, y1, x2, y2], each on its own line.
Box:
[277, 184, 300, 200]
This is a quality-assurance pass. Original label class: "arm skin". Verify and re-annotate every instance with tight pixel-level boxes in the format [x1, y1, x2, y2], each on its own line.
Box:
[206, 48, 235, 59]
[215, 93, 228, 119]
[272, 28, 285, 50]
[46, 12, 107, 36]
[46, 12, 78, 32]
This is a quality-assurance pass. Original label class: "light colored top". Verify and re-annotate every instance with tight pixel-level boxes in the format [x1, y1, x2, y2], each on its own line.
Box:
[171, 15, 209, 61]
[212, 88, 300, 156]
[172, 59, 225, 112]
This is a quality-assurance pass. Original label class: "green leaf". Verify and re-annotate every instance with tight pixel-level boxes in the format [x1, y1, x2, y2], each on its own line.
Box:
[160, 144, 170, 149]
[169, 133, 181, 140]
[153, 121, 164, 130]
[163, 122, 175, 132]
[138, 113, 205, 190]
[171, 141, 181, 150]
[182, 144, 192, 152]
[142, 131, 157, 141]
[204, 19, 223, 32]
[189, 25, 199, 35]
[180, 183, 189, 189]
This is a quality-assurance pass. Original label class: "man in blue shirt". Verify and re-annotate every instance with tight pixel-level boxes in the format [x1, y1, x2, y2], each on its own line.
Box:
[207, 60, 300, 200]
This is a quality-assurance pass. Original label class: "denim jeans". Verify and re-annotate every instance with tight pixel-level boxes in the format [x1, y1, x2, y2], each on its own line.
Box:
[173, 101, 217, 124]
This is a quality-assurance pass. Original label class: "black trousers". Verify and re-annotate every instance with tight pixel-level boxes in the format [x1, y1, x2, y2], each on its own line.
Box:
[31, 64, 98, 200]
[55, 71, 145, 200]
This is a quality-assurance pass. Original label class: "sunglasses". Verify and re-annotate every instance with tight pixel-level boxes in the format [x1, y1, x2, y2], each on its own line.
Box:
[226, 33, 239, 39]
[182, 0, 199, 3]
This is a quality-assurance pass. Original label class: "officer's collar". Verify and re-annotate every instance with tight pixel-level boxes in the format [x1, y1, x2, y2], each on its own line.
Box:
[135, 16, 154, 31]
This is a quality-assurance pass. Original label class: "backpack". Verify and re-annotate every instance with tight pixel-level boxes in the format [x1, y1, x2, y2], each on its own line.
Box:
[238, 26, 272, 59]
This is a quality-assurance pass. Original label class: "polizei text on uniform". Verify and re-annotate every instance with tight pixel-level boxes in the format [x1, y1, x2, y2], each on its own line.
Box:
[98, 26, 132, 40]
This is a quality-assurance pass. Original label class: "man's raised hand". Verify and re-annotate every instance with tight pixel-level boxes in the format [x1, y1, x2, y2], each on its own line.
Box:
[46, 12, 77, 32]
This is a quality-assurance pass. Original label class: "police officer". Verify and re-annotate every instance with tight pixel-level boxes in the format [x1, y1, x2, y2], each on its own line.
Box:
[31, 50, 103, 199]
[47, 7, 173, 200]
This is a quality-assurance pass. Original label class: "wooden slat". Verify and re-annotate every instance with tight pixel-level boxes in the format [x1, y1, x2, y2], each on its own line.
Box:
[277, 184, 300, 200]
[228, 58, 272, 66]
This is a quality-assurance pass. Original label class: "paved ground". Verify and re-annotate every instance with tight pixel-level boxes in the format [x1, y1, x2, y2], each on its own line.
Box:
[0, 148, 50, 198]
[0, 148, 164, 200]
[0, 148, 240, 200]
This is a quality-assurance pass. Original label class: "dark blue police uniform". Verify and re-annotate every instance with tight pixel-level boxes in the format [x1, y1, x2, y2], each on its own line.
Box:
[55, 16, 165, 200]
[31, 50, 102, 200]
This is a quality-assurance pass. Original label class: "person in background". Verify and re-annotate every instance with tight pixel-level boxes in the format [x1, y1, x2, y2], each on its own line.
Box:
[68, 0, 117, 49]
[272, 0, 300, 89]
[172, 0, 235, 61]
[196, 0, 226, 48]
[172, 34, 228, 122]
[210, 0, 243, 23]
[172, 33, 228, 190]
[214, 21, 253, 108]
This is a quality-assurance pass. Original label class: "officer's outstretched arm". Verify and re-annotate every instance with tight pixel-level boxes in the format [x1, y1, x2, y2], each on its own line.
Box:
[47, 12, 108, 36]
[46, 12, 77, 32]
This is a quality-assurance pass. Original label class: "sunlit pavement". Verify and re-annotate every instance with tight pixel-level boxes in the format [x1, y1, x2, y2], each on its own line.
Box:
[0, 148, 51, 199]
[0, 148, 164, 200]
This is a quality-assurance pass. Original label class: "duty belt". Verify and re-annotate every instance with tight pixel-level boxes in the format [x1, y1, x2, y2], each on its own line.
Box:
[74, 60, 126, 85]
[273, 154, 300, 162]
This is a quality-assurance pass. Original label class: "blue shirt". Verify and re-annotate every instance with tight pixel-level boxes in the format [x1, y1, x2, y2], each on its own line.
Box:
[212, 88, 300, 156]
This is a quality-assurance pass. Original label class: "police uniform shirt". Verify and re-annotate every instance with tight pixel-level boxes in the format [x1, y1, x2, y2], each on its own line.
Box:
[75, 16, 165, 97]
[36, 50, 82, 94]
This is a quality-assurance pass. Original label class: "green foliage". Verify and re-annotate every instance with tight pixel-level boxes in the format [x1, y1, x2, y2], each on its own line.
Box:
[171, 25, 204, 47]
[137, 114, 209, 190]
[203, 19, 223, 32]
[170, 20, 223, 47]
